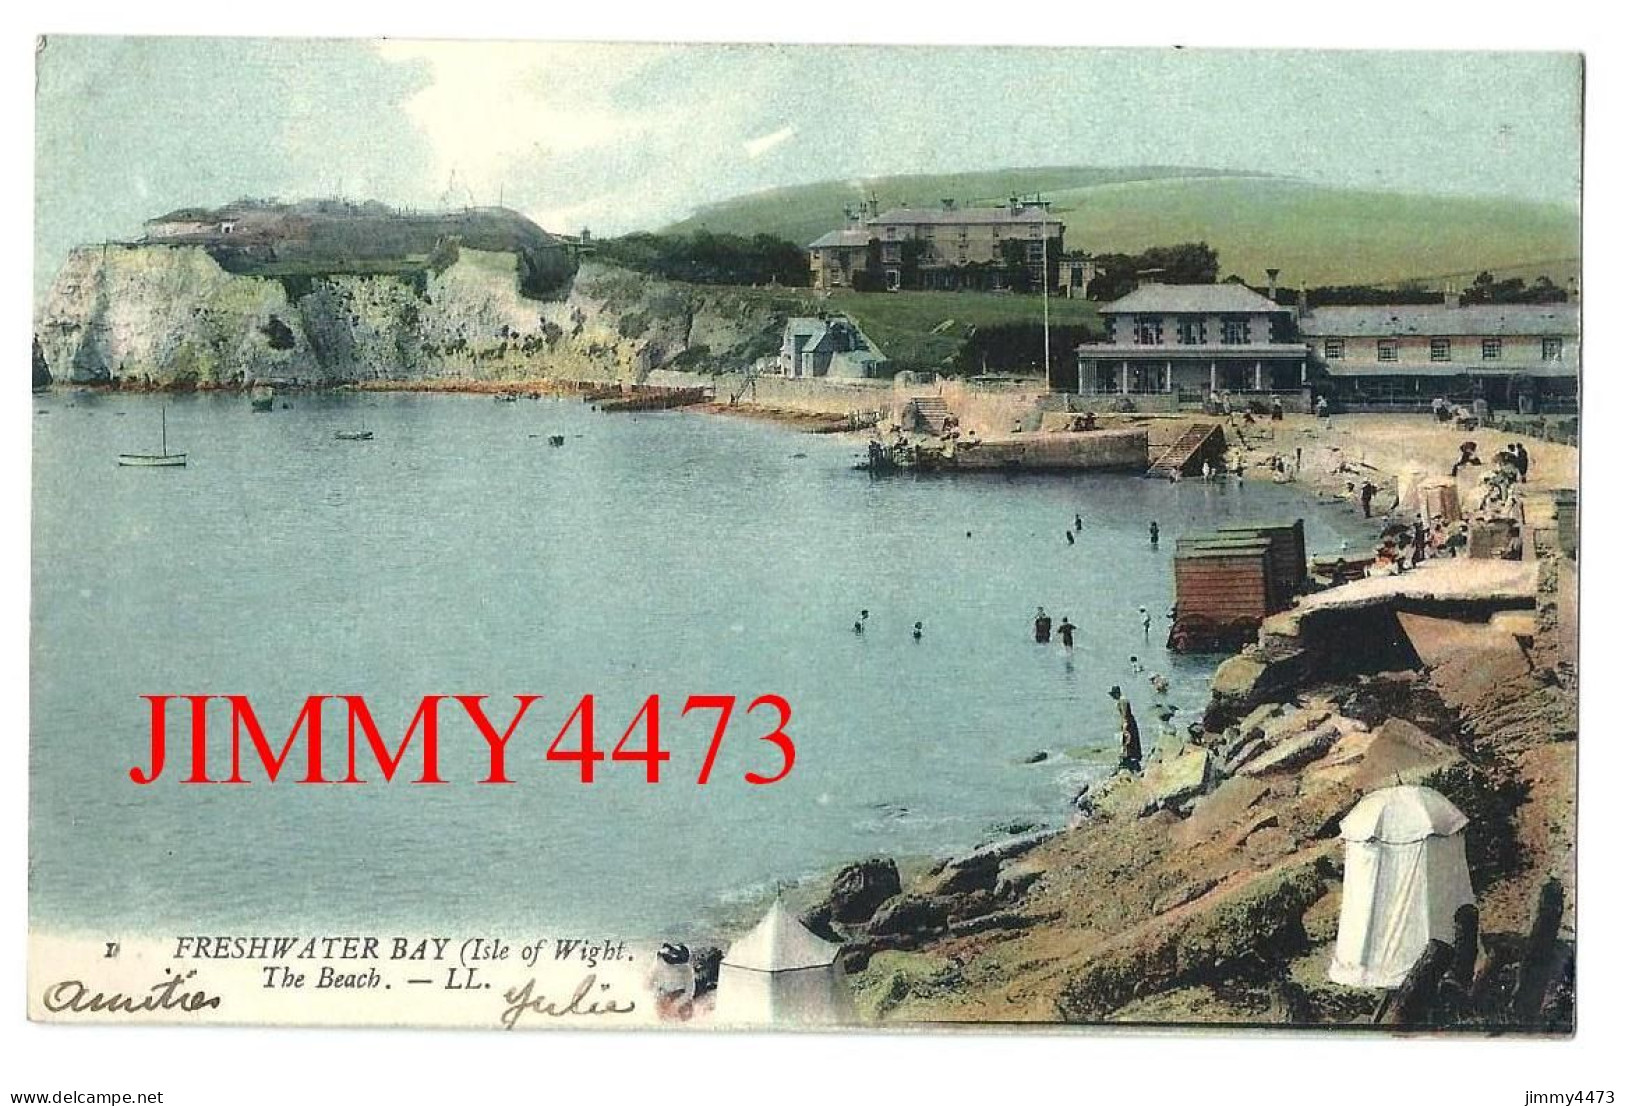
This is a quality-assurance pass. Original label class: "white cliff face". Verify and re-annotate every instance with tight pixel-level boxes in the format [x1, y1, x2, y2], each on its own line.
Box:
[34, 245, 790, 387]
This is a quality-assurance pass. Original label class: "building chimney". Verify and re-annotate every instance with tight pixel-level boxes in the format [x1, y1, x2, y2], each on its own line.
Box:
[1265, 268, 1280, 302]
[1296, 287, 1310, 320]
[1009, 194, 1022, 213]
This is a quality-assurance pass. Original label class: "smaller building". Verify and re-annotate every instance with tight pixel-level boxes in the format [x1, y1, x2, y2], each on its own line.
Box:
[1299, 300, 1579, 412]
[808, 224, 872, 291]
[1058, 253, 1098, 299]
[777, 315, 889, 380]
[1170, 520, 1307, 652]
[1077, 282, 1308, 400]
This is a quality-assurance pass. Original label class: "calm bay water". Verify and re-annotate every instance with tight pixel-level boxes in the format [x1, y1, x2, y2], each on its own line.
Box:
[30, 391, 1371, 939]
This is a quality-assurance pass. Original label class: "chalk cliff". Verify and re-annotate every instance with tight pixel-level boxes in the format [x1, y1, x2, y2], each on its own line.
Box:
[34, 245, 792, 388]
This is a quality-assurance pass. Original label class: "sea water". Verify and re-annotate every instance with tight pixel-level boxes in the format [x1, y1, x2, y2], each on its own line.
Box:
[29, 391, 1373, 939]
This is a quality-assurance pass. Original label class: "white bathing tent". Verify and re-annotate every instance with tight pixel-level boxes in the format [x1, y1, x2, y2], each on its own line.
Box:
[714, 899, 855, 1027]
[1329, 784, 1476, 988]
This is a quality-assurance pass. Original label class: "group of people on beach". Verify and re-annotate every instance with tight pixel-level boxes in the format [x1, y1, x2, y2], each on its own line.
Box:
[1207, 389, 1286, 424]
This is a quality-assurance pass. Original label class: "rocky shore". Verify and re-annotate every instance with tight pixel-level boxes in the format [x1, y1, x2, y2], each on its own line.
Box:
[738, 416, 1578, 1030]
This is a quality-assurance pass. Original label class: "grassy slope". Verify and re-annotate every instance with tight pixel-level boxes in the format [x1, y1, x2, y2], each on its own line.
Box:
[820, 288, 1098, 373]
[664, 167, 1579, 289]
[715, 284, 1099, 373]
[1047, 176, 1580, 287]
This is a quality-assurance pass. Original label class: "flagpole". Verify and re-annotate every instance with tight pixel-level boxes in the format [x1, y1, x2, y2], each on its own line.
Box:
[1042, 227, 1052, 392]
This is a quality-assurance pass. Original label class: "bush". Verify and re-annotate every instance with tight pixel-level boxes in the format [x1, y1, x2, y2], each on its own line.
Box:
[593, 231, 810, 287]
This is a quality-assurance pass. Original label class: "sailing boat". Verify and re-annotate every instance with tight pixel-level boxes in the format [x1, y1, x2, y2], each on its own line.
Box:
[335, 406, 373, 441]
[118, 407, 187, 467]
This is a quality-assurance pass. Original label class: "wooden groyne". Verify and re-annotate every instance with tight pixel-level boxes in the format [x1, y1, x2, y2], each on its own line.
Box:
[592, 386, 709, 413]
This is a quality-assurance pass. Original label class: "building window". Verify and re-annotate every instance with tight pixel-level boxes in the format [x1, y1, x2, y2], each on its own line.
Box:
[1543, 337, 1564, 361]
[1133, 315, 1163, 346]
[1430, 338, 1451, 362]
[881, 243, 900, 264]
[1221, 317, 1250, 345]
[1324, 339, 1345, 360]
[1377, 340, 1398, 362]
[1482, 338, 1502, 360]
[885, 226, 897, 240]
[1177, 318, 1206, 345]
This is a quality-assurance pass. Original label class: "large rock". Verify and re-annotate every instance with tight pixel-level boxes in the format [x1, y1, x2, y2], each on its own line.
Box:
[827, 857, 903, 925]
[1053, 847, 1335, 1021]
[867, 894, 952, 939]
[849, 950, 959, 1021]
[1238, 719, 1344, 777]
[1173, 776, 1271, 847]
[1203, 647, 1309, 729]
[1141, 747, 1214, 814]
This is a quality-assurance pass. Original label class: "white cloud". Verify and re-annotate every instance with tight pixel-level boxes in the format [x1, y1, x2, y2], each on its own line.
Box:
[375, 41, 667, 204]
[743, 125, 795, 159]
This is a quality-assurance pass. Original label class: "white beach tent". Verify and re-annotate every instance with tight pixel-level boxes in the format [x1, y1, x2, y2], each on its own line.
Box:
[1329, 784, 1476, 988]
[1394, 463, 1431, 515]
[714, 899, 856, 1027]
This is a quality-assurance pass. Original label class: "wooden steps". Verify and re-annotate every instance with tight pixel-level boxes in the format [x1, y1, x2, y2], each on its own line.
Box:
[911, 395, 953, 434]
[1148, 422, 1224, 477]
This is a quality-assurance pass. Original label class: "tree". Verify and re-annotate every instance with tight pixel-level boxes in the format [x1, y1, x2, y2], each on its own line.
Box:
[591, 230, 812, 287]
[899, 239, 927, 290]
[1460, 271, 1568, 305]
[1084, 242, 1220, 300]
[999, 240, 1033, 293]
[852, 238, 887, 293]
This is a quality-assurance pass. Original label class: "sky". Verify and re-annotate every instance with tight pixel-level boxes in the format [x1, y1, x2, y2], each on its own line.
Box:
[32, 38, 1583, 298]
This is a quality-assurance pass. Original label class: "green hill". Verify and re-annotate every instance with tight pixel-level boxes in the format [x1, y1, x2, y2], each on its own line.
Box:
[665, 167, 1579, 289]
[664, 167, 1267, 251]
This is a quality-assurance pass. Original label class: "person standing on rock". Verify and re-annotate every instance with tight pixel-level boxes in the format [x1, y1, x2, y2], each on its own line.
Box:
[1034, 607, 1052, 644]
[1360, 480, 1378, 518]
[1110, 686, 1142, 773]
